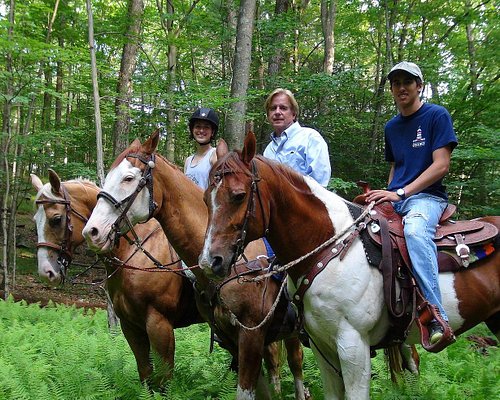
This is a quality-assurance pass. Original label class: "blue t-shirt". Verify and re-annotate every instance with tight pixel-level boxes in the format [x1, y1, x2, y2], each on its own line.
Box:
[385, 103, 457, 200]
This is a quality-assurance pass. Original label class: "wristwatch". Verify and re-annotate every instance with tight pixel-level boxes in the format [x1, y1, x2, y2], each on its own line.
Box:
[396, 188, 406, 200]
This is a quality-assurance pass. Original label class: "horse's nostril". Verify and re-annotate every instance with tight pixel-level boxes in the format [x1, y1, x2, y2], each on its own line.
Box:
[90, 227, 99, 237]
[211, 256, 225, 276]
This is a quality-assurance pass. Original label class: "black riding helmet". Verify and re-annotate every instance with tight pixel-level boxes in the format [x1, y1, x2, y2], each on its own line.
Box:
[189, 108, 219, 139]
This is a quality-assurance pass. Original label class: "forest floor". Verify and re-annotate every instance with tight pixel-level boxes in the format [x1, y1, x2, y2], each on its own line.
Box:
[1, 211, 107, 310]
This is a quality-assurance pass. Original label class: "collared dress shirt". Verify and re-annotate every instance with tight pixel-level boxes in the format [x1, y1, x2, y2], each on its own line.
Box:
[263, 121, 331, 187]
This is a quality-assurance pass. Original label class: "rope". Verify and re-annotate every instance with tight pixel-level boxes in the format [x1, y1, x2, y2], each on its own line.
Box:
[223, 276, 287, 331]
[249, 201, 375, 282]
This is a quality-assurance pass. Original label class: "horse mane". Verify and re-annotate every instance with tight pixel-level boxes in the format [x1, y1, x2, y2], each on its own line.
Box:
[215, 151, 311, 197]
[110, 141, 183, 173]
[154, 152, 183, 172]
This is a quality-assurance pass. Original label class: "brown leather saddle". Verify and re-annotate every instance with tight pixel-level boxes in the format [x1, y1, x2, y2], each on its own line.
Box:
[367, 201, 498, 270]
[353, 185, 498, 352]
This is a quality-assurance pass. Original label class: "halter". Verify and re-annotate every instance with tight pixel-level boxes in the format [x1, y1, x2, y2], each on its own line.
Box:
[35, 184, 88, 283]
[97, 153, 157, 248]
[212, 160, 269, 268]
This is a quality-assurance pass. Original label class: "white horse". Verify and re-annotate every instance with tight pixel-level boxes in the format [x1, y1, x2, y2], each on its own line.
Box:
[198, 132, 500, 399]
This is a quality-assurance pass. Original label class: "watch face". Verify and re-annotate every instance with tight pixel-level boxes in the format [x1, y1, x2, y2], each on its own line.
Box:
[397, 188, 404, 197]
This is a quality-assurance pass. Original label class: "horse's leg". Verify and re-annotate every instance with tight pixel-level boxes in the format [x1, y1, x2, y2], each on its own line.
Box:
[284, 336, 310, 400]
[336, 326, 371, 400]
[485, 311, 500, 340]
[120, 320, 153, 383]
[310, 341, 344, 400]
[237, 329, 269, 400]
[146, 310, 175, 386]
[263, 341, 281, 395]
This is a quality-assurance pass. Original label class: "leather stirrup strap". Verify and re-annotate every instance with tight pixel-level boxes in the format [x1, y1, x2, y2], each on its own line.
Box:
[380, 217, 405, 318]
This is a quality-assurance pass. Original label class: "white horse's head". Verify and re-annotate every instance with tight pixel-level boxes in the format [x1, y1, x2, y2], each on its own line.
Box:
[31, 171, 72, 285]
[82, 134, 159, 254]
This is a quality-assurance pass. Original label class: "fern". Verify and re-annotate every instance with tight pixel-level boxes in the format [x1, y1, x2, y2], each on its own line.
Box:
[1, 298, 498, 399]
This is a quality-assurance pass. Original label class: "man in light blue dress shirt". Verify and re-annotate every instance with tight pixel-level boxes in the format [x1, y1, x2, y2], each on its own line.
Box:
[263, 88, 331, 187]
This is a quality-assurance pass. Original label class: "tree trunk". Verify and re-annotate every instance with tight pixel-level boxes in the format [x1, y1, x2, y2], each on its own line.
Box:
[113, 0, 145, 157]
[226, 0, 257, 149]
[87, 0, 105, 185]
[87, 0, 119, 330]
[268, 0, 290, 76]
[321, 0, 336, 74]
[1, 0, 16, 297]
[465, 0, 479, 97]
[368, 0, 394, 166]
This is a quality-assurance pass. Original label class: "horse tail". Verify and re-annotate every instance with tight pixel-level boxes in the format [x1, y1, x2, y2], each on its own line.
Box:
[385, 344, 420, 383]
[385, 345, 404, 383]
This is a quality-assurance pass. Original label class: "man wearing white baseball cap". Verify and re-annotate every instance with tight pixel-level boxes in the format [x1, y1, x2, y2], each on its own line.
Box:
[366, 61, 458, 348]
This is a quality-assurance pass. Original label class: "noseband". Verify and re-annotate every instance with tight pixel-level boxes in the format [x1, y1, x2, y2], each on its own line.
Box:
[97, 153, 157, 247]
[36, 184, 88, 282]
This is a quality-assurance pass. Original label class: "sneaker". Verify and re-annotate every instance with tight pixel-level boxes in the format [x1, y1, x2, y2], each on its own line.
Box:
[429, 321, 444, 345]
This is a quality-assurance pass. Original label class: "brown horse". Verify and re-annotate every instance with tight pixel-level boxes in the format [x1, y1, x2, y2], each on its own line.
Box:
[82, 132, 309, 400]
[31, 170, 203, 387]
[199, 132, 500, 399]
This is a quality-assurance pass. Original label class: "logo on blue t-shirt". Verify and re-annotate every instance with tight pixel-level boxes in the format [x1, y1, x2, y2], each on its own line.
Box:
[412, 126, 426, 148]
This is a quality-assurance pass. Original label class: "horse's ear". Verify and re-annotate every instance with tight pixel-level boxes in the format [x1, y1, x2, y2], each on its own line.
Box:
[48, 169, 62, 195]
[31, 174, 44, 192]
[142, 130, 160, 155]
[216, 139, 229, 159]
[241, 132, 256, 166]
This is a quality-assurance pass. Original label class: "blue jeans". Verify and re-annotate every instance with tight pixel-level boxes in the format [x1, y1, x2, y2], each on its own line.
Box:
[393, 193, 449, 322]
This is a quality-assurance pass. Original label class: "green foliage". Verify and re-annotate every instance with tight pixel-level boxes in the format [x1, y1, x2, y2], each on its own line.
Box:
[0, 298, 498, 399]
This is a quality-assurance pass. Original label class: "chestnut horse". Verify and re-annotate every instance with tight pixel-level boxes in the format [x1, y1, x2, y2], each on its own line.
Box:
[31, 170, 202, 387]
[81, 132, 309, 400]
[199, 132, 500, 400]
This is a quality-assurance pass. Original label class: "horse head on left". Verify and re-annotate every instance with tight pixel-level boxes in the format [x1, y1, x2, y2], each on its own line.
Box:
[82, 132, 160, 254]
[31, 169, 94, 285]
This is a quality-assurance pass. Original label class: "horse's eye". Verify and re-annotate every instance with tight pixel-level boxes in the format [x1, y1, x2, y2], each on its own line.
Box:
[232, 192, 246, 203]
[123, 175, 135, 183]
[49, 215, 63, 228]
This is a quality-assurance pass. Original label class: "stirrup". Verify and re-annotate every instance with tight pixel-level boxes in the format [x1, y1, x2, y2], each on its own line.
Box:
[416, 302, 455, 353]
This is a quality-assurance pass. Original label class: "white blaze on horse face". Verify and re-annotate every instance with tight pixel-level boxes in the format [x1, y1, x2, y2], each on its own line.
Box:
[83, 159, 150, 251]
[33, 204, 62, 283]
[199, 179, 222, 270]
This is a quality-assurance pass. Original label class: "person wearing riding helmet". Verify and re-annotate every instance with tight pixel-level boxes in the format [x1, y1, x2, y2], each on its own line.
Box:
[184, 107, 219, 190]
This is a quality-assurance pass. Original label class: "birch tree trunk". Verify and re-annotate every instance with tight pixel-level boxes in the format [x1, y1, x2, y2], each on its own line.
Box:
[225, 0, 257, 149]
[87, 0, 119, 330]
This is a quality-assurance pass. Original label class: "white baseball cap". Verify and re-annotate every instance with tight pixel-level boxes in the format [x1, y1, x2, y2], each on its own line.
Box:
[388, 61, 423, 82]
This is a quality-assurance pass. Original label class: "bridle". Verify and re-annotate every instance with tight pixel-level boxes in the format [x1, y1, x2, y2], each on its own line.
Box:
[35, 184, 88, 283]
[211, 159, 269, 268]
[97, 153, 158, 249]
